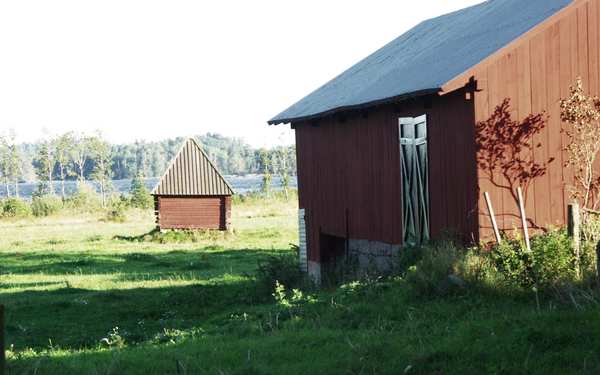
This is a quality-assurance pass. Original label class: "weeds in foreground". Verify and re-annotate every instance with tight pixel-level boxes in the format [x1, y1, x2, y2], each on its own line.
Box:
[255, 247, 306, 296]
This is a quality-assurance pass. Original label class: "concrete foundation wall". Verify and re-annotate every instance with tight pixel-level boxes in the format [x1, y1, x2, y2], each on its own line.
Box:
[302, 238, 402, 283]
[348, 239, 401, 272]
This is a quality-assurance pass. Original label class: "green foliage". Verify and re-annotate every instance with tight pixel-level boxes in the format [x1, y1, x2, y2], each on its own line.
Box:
[491, 230, 577, 289]
[31, 195, 63, 217]
[115, 229, 227, 244]
[404, 240, 469, 297]
[1, 197, 31, 218]
[129, 174, 153, 209]
[104, 196, 128, 223]
[273, 146, 291, 199]
[64, 182, 102, 212]
[582, 212, 600, 244]
[0, 130, 21, 194]
[100, 327, 125, 349]
[233, 189, 297, 205]
[259, 148, 273, 196]
[12, 133, 296, 183]
[89, 134, 113, 207]
[256, 250, 305, 296]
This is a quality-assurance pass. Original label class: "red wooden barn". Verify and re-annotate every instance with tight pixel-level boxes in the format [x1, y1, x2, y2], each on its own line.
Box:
[152, 138, 234, 231]
[270, 0, 600, 279]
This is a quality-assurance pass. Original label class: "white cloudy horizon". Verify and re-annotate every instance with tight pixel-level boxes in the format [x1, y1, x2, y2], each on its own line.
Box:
[0, 0, 484, 147]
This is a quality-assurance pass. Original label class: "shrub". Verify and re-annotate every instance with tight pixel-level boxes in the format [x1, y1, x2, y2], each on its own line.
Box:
[404, 240, 469, 297]
[64, 182, 102, 212]
[1, 198, 31, 218]
[491, 230, 576, 289]
[129, 174, 153, 209]
[104, 196, 128, 223]
[256, 250, 305, 296]
[582, 213, 600, 244]
[31, 195, 62, 217]
[232, 189, 298, 205]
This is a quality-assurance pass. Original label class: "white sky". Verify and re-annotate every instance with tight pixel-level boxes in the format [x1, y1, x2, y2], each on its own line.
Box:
[0, 0, 483, 147]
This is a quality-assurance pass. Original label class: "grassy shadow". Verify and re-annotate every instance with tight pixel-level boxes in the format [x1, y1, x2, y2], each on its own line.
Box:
[4, 278, 267, 352]
[0, 248, 282, 277]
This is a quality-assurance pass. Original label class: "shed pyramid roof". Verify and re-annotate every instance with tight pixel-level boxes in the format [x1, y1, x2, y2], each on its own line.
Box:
[269, 0, 573, 125]
[152, 138, 234, 196]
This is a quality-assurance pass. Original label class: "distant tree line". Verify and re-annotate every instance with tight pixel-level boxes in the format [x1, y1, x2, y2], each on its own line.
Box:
[0, 131, 297, 203]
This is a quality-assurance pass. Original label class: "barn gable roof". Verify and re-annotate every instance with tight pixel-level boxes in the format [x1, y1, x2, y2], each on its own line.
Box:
[269, 0, 573, 125]
[152, 138, 234, 196]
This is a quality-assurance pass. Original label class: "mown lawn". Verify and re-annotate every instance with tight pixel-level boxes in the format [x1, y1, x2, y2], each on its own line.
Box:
[2, 196, 600, 374]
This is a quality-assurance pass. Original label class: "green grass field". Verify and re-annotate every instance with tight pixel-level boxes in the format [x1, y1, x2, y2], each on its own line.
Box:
[2, 196, 600, 374]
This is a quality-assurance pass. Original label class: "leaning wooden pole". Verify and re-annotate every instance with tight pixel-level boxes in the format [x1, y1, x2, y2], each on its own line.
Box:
[484, 192, 502, 244]
[517, 187, 531, 252]
[596, 241, 600, 286]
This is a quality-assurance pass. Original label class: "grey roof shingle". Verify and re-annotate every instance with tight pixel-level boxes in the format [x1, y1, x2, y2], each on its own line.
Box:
[269, 0, 572, 125]
[152, 138, 234, 196]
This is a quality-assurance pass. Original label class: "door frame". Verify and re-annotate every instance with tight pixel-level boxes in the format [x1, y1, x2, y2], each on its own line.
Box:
[399, 115, 430, 246]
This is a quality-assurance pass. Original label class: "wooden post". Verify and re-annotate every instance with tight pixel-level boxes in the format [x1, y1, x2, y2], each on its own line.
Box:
[1, 305, 4, 375]
[568, 203, 581, 280]
[596, 241, 600, 286]
[517, 187, 531, 252]
[484, 192, 502, 244]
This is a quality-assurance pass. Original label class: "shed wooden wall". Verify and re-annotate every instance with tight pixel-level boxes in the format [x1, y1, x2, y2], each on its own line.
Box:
[450, 0, 600, 239]
[156, 196, 231, 230]
[294, 88, 477, 263]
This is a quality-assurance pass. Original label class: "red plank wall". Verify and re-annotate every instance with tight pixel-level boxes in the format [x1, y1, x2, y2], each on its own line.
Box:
[459, 0, 600, 239]
[157, 196, 231, 230]
[294, 88, 477, 263]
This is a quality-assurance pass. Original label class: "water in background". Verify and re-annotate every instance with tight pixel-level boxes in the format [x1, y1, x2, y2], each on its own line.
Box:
[0, 175, 297, 200]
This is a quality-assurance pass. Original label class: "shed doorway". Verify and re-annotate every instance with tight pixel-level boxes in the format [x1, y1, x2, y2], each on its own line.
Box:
[400, 115, 430, 246]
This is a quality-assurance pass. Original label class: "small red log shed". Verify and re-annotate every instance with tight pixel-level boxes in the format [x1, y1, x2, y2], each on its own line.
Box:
[152, 138, 234, 231]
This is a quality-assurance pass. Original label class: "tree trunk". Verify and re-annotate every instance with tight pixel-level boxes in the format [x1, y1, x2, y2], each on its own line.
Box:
[60, 166, 66, 201]
[100, 182, 106, 208]
[78, 160, 85, 181]
[48, 168, 54, 195]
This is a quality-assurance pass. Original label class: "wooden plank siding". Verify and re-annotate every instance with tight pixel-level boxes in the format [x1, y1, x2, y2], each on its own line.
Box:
[157, 196, 231, 231]
[294, 88, 477, 263]
[152, 138, 234, 196]
[463, 0, 600, 239]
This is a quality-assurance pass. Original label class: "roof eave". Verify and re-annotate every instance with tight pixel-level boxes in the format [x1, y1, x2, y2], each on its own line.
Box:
[268, 88, 441, 126]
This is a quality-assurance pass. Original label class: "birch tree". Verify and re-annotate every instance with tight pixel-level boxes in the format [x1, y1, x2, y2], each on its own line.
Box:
[71, 133, 92, 181]
[274, 146, 290, 200]
[55, 132, 75, 201]
[35, 138, 56, 195]
[0, 134, 10, 197]
[7, 130, 21, 197]
[90, 134, 113, 207]
[259, 148, 272, 197]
